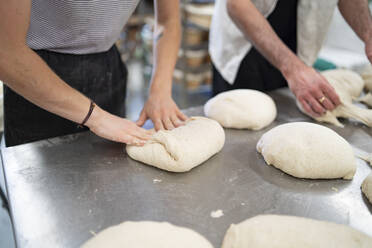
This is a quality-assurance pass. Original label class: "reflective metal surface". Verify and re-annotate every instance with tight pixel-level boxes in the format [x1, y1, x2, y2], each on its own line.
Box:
[2, 89, 372, 248]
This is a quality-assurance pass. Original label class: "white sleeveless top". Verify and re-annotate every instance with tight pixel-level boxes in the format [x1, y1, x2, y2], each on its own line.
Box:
[27, 0, 141, 54]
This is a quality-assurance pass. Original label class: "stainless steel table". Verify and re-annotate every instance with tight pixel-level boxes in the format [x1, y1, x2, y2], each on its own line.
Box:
[2, 89, 372, 248]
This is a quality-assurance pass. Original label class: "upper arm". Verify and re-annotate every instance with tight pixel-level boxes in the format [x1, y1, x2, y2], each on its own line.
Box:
[154, 0, 180, 25]
[0, 0, 31, 50]
[227, 0, 253, 20]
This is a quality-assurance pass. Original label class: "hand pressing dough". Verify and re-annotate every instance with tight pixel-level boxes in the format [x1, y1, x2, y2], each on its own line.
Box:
[298, 69, 372, 127]
[256, 122, 356, 179]
[81, 221, 214, 248]
[204, 89, 276, 130]
[362, 172, 372, 204]
[221, 215, 372, 248]
[126, 117, 225, 172]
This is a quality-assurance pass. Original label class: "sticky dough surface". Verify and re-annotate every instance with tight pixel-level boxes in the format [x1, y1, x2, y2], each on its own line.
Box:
[126, 117, 225, 172]
[221, 215, 372, 248]
[257, 122, 356, 179]
[204, 89, 277, 130]
[81, 221, 214, 248]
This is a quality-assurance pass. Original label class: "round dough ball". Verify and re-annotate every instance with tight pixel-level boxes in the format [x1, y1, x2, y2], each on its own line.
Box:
[126, 117, 225, 172]
[204, 89, 277, 130]
[221, 215, 372, 248]
[256, 122, 356, 179]
[81, 221, 214, 248]
[362, 172, 372, 204]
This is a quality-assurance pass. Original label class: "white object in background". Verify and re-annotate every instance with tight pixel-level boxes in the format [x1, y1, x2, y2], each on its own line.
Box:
[318, 7, 370, 69]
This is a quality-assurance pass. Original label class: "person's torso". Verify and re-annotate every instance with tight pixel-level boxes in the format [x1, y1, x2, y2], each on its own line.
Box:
[209, 0, 338, 84]
[27, 0, 141, 54]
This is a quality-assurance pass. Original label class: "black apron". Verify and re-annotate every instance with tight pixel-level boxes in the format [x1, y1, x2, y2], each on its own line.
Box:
[4, 45, 127, 147]
[212, 0, 298, 96]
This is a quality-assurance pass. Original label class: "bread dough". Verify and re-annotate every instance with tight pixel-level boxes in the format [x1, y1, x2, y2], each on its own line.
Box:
[322, 69, 364, 97]
[362, 172, 372, 204]
[256, 122, 356, 179]
[221, 215, 372, 248]
[297, 69, 372, 127]
[126, 117, 225, 172]
[361, 64, 372, 92]
[359, 92, 372, 107]
[204, 89, 276, 130]
[81, 221, 214, 248]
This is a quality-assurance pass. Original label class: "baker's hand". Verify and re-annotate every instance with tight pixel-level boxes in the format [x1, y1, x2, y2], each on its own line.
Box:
[365, 38, 372, 64]
[86, 106, 152, 146]
[284, 63, 341, 117]
[136, 92, 188, 131]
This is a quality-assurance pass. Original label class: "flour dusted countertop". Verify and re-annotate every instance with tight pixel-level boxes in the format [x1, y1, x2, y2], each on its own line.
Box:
[2, 88, 372, 248]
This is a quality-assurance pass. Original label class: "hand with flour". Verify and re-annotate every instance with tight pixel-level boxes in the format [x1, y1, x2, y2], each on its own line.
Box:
[283, 62, 341, 117]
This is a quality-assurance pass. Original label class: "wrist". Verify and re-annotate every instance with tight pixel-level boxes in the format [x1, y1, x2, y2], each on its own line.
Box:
[85, 105, 105, 130]
[280, 57, 307, 81]
[149, 79, 172, 97]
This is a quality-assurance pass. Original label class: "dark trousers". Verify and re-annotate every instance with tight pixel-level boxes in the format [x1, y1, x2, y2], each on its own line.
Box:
[4, 45, 127, 147]
[212, 0, 298, 96]
[212, 48, 289, 96]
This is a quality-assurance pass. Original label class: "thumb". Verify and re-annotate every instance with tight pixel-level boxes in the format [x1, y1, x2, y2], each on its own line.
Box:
[136, 110, 148, 127]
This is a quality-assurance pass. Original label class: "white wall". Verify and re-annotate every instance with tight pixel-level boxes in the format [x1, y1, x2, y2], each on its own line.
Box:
[318, 6, 370, 69]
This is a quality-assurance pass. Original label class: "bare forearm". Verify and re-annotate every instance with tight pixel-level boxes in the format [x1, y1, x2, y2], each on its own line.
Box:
[150, 0, 181, 95]
[0, 0, 95, 126]
[0, 45, 91, 124]
[227, 0, 305, 76]
[338, 0, 372, 43]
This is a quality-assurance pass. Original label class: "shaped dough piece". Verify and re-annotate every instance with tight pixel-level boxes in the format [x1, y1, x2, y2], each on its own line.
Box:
[126, 117, 225, 172]
[81, 221, 214, 248]
[256, 122, 356, 179]
[221, 215, 372, 248]
[204, 89, 276, 130]
[361, 64, 372, 92]
[359, 92, 372, 107]
[322, 69, 364, 97]
[298, 69, 372, 127]
[362, 172, 372, 204]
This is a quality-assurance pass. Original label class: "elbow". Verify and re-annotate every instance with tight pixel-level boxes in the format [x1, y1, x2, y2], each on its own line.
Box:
[227, 0, 244, 20]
